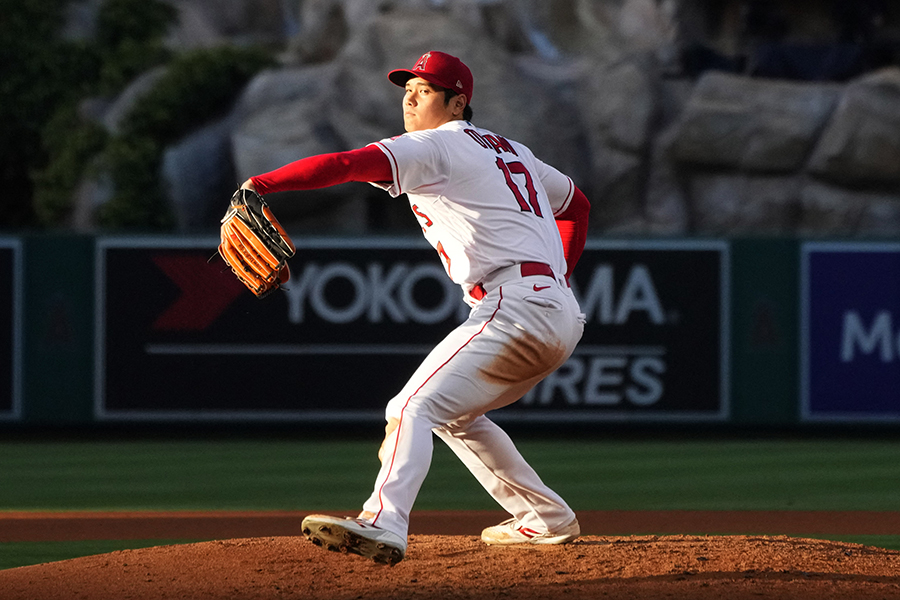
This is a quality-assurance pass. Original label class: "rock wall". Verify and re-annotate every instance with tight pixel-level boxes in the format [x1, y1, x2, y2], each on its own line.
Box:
[658, 68, 900, 236]
[76, 0, 900, 236]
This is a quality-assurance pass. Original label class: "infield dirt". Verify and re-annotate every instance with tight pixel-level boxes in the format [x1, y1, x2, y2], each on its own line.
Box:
[2, 511, 899, 599]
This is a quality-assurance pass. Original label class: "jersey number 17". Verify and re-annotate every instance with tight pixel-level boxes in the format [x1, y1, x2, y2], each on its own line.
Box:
[496, 157, 543, 218]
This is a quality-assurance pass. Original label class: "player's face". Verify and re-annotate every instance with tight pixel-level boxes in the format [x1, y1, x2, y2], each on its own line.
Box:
[402, 77, 459, 132]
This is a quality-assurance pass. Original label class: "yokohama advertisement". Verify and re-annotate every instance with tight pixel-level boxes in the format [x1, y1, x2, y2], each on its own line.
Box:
[0, 240, 21, 420]
[95, 238, 728, 422]
[499, 240, 729, 421]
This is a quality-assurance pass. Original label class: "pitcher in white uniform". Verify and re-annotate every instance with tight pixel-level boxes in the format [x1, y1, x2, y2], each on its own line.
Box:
[242, 50, 592, 565]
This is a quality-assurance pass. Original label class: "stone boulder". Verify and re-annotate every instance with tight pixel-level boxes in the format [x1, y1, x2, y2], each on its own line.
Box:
[808, 67, 900, 186]
[666, 72, 843, 172]
[799, 180, 900, 236]
[690, 174, 801, 234]
[163, 0, 289, 49]
[661, 67, 900, 236]
[575, 50, 661, 230]
[230, 63, 371, 232]
[162, 114, 238, 231]
[232, 64, 345, 178]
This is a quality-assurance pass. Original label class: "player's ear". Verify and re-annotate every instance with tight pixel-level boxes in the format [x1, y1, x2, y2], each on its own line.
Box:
[453, 94, 467, 117]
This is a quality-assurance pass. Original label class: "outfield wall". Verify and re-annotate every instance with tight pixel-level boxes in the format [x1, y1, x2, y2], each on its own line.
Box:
[2, 234, 898, 427]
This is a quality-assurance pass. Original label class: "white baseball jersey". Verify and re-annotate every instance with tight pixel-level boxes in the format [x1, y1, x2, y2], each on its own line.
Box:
[370, 120, 575, 298]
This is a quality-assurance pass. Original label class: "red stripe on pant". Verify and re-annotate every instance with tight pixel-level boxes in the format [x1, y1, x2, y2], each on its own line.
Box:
[372, 289, 506, 526]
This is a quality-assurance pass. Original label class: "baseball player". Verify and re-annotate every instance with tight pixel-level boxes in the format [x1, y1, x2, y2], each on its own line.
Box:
[241, 51, 591, 565]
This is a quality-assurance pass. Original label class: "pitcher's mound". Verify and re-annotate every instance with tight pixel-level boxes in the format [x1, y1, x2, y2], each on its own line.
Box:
[2, 534, 899, 599]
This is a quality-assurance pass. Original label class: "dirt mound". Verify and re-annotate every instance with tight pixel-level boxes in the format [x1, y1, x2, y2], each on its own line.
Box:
[2, 534, 899, 599]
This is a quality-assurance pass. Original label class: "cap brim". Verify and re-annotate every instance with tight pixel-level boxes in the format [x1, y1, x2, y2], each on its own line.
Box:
[388, 68, 458, 94]
[388, 69, 417, 88]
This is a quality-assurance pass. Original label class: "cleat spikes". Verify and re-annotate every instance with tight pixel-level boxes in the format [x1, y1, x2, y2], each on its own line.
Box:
[301, 514, 406, 566]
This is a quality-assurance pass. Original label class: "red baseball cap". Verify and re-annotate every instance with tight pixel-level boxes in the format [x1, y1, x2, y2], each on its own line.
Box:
[388, 51, 474, 103]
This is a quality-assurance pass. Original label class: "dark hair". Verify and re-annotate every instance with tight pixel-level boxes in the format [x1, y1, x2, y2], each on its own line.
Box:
[439, 86, 474, 121]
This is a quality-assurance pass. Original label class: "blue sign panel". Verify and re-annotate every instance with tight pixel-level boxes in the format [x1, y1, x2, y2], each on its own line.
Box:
[802, 243, 900, 421]
[0, 239, 21, 421]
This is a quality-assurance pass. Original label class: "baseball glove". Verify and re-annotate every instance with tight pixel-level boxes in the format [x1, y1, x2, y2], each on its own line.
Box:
[218, 188, 295, 298]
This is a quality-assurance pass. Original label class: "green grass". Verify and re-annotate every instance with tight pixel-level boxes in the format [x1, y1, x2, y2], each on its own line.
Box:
[815, 535, 900, 551]
[2, 437, 900, 570]
[521, 438, 900, 511]
[0, 439, 379, 511]
[0, 540, 201, 571]
[2, 438, 900, 511]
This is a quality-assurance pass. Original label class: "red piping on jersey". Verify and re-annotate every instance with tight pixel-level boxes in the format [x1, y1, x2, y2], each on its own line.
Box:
[373, 142, 402, 196]
[552, 177, 575, 217]
[371, 287, 506, 527]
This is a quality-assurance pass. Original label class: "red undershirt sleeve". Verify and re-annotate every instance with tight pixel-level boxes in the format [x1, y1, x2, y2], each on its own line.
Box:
[249, 145, 393, 194]
[554, 185, 590, 281]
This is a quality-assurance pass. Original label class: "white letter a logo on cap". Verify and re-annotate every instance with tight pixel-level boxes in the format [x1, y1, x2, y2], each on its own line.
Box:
[414, 52, 431, 70]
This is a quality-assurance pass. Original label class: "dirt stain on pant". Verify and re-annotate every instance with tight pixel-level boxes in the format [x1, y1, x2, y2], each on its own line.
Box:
[479, 331, 566, 386]
[379, 417, 401, 462]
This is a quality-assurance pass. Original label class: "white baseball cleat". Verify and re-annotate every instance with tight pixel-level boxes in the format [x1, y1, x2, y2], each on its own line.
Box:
[301, 514, 407, 566]
[481, 517, 580, 545]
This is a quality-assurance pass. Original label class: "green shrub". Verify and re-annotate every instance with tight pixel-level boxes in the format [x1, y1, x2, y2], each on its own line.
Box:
[97, 136, 171, 229]
[93, 0, 177, 94]
[31, 0, 273, 230]
[98, 46, 275, 230]
[97, 38, 172, 95]
[19, 0, 177, 229]
[95, 0, 177, 51]
[0, 0, 97, 227]
[33, 108, 108, 226]
[119, 46, 275, 143]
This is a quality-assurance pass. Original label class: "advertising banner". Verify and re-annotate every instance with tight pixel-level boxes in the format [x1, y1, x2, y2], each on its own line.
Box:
[95, 238, 462, 420]
[497, 240, 729, 422]
[0, 239, 21, 420]
[802, 242, 900, 422]
[96, 238, 728, 422]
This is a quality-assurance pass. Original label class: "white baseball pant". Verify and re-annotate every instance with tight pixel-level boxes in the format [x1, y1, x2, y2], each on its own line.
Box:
[361, 264, 584, 539]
